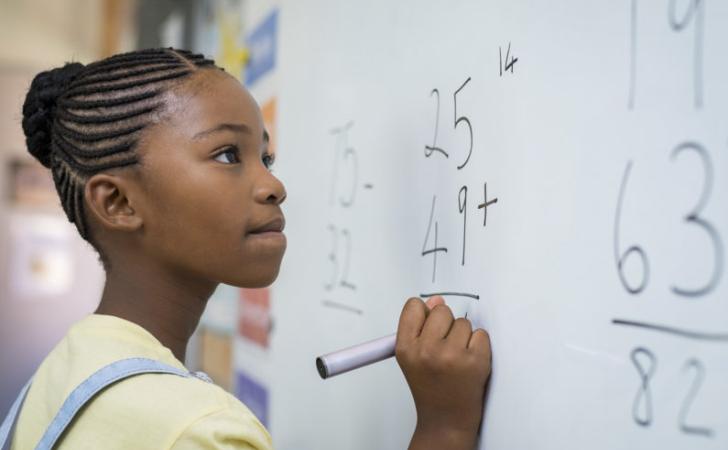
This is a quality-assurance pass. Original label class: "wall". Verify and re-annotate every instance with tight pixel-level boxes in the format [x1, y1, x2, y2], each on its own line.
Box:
[0, 0, 123, 415]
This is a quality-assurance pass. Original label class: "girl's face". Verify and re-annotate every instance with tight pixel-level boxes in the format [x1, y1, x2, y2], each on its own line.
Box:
[130, 69, 287, 287]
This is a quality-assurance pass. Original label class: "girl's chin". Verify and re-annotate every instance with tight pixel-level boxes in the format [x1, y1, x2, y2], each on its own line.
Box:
[230, 266, 282, 288]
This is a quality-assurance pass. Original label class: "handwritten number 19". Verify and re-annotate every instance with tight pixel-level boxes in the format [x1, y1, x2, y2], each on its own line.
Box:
[629, 0, 704, 109]
[667, 0, 704, 108]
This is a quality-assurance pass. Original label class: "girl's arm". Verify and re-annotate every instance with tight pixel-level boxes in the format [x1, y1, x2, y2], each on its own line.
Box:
[408, 423, 478, 450]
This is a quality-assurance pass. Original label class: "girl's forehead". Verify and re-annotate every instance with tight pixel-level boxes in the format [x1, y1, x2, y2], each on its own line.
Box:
[162, 71, 263, 135]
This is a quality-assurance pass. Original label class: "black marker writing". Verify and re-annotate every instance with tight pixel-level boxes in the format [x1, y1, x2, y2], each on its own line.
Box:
[631, 347, 656, 427]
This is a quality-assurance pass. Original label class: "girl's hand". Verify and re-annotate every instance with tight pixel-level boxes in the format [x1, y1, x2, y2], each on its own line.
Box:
[395, 296, 492, 449]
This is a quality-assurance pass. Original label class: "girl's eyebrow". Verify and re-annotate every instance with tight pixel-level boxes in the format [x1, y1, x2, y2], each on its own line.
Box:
[192, 123, 252, 140]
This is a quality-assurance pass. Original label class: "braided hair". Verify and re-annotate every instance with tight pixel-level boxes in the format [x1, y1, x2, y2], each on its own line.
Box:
[21, 47, 221, 270]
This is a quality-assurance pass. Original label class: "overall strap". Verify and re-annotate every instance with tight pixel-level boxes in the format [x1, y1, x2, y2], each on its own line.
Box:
[35, 357, 211, 450]
[0, 357, 212, 450]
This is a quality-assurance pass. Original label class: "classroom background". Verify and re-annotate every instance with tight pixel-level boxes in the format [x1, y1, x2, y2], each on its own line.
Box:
[2, 1, 727, 449]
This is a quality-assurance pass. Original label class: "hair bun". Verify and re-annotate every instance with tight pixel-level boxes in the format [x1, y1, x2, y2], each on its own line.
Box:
[21, 62, 85, 168]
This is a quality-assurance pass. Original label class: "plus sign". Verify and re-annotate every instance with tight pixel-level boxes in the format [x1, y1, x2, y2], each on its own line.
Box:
[477, 182, 498, 227]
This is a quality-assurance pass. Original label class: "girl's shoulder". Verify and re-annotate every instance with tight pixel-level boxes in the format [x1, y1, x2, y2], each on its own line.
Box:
[12, 314, 269, 449]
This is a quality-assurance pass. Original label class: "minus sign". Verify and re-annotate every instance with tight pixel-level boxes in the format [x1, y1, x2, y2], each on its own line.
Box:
[363, 183, 373, 189]
[322, 300, 364, 315]
[420, 292, 480, 300]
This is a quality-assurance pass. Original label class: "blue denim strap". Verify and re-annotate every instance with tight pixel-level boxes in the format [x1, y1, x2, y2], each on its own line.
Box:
[0, 357, 212, 450]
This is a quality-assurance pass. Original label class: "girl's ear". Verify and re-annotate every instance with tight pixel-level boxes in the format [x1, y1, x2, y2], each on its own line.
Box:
[84, 173, 144, 232]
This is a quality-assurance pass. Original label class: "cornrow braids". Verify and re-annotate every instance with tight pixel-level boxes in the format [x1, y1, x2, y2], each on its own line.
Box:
[21, 47, 221, 270]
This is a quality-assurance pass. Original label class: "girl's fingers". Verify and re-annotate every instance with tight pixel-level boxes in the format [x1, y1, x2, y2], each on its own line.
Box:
[420, 303, 455, 341]
[468, 328, 492, 359]
[424, 295, 445, 310]
[446, 317, 473, 349]
[397, 297, 428, 343]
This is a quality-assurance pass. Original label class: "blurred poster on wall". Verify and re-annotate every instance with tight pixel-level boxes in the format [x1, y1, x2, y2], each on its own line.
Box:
[238, 288, 271, 349]
[8, 158, 58, 209]
[244, 8, 277, 87]
[199, 327, 233, 391]
[193, 0, 248, 81]
[235, 369, 269, 428]
[200, 284, 238, 334]
[159, 11, 185, 49]
[6, 212, 74, 301]
[260, 97, 277, 158]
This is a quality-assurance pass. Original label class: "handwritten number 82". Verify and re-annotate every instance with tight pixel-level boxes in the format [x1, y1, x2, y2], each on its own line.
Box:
[630, 347, 713, 438]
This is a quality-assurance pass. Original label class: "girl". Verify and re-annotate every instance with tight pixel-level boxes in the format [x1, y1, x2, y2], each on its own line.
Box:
[1, 48, 491, 450]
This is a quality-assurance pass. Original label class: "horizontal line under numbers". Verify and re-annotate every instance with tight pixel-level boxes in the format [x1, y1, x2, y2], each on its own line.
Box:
[612, 318, 728, 342]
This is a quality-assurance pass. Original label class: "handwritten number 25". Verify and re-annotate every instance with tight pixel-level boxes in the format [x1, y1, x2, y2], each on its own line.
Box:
[425, 77, 474, 170]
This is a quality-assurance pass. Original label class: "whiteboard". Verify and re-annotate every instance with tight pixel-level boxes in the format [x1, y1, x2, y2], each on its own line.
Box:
[237, 1, 728, 449]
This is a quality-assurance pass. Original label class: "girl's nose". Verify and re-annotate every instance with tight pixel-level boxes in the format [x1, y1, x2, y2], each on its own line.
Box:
[254, 170, 287, 205]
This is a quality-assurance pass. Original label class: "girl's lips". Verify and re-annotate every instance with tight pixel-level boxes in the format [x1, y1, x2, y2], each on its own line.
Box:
[248, 230, 284, 237]
[248, 216, 285, 234]
[247, 230, 286, 243]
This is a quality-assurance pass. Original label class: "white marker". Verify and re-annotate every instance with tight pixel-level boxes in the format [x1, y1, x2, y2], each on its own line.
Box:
[316, 333, 397, 379]
[315, 306, 478, 379]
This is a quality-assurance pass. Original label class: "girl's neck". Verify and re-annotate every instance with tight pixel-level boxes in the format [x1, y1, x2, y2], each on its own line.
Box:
[94, 261, 217, 364]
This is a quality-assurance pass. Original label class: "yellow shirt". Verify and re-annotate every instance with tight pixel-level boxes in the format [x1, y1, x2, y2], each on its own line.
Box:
[10, 313, 273, 450]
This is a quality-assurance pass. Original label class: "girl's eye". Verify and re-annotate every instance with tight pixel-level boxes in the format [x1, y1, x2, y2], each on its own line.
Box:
[213, 146, 240, 164]
[262, 153, 275, 170]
